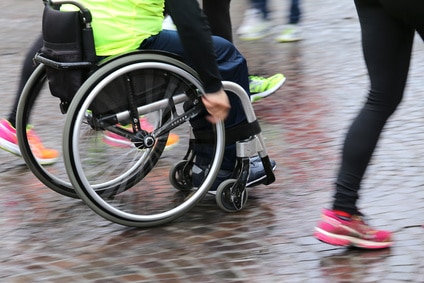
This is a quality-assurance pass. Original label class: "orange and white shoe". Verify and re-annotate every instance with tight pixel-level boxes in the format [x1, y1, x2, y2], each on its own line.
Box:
[0, 119, 59, 165]
[103, 117, 179, 149]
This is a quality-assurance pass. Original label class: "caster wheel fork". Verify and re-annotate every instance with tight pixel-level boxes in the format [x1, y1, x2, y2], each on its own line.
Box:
[215, 179, 248, 212]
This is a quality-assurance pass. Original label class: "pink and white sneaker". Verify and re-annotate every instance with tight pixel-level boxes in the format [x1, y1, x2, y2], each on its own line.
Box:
[0, 119, 59, 165]
[314, 208, 393, 249]
[0, 119, 20, 155]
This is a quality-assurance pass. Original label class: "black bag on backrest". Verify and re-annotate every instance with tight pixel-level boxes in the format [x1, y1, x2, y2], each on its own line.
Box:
[39, 3, 96, 113]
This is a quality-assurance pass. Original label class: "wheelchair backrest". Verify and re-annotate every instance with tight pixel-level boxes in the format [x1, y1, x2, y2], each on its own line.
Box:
[37, 0, 96, 113]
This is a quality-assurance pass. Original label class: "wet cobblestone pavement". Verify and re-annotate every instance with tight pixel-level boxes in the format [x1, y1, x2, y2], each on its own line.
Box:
[1, 0, 424, 282]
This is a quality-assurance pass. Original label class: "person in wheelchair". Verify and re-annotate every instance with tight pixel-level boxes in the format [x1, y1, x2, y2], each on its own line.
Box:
[1, 0, 276, 191]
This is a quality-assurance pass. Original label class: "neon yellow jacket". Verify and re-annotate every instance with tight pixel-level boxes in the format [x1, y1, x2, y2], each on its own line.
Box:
[66, 0, 164, 56]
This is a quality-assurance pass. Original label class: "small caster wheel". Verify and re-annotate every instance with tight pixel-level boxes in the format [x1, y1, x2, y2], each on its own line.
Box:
[215, 179, 248, 212]
[169, 160, 192, 191]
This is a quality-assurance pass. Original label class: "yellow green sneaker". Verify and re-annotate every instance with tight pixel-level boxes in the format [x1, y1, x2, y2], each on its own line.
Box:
[276, 24, 302, 43]
[249, 73, 286, 102]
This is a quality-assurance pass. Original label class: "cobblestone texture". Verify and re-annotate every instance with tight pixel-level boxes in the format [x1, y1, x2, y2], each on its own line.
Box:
[1, 0, 424, 282]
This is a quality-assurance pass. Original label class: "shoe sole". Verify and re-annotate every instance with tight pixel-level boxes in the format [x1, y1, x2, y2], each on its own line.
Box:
[205, 162, 276, 195]
[37, 157, 59, 165]
[246, 162, 277, 187]
[314, 227, 393, 249]
[276, 38, 302, 43]
[238, 30, 273, 41]
[250, 77, 286, 102]
[0, 138, 58, 165]
[0, 138, 21, 156]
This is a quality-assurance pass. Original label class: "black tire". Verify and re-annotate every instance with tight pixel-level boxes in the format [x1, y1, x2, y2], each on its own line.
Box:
[169, 160, 193, 191]
[215, 179, 248, 212]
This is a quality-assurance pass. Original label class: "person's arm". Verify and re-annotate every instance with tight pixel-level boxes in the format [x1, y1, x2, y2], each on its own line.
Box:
[166, 0, 230, 122]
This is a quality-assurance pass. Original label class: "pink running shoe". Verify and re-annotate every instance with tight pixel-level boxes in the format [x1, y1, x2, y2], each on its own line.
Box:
[0, 119, 59, 165]
[314, 208, 393, 249]
[0, 119, 20, 155]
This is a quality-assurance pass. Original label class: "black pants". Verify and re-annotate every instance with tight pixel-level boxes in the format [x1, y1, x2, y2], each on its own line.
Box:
[333, 0, 424, 214]
[8, 35, 43, 127]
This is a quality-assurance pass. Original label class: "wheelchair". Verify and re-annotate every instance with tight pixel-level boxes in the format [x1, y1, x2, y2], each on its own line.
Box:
[16, 0, 276, 227]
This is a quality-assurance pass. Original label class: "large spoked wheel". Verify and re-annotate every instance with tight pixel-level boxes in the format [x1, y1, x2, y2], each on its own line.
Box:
[16, 64, 78, 198]
[63, 52, 225, 227]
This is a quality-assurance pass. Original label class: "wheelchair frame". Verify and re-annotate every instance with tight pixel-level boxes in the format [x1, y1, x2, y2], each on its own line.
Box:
[15, 0, 275, 227]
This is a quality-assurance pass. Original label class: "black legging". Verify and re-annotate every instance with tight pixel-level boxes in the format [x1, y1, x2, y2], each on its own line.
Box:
[333, 0, 424, 215]
[202, 0, 232, 42]
[8, 35, 43, 127]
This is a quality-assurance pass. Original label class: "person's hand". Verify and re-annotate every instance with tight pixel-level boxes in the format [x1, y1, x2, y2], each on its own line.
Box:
[201, 89, 230, 124]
